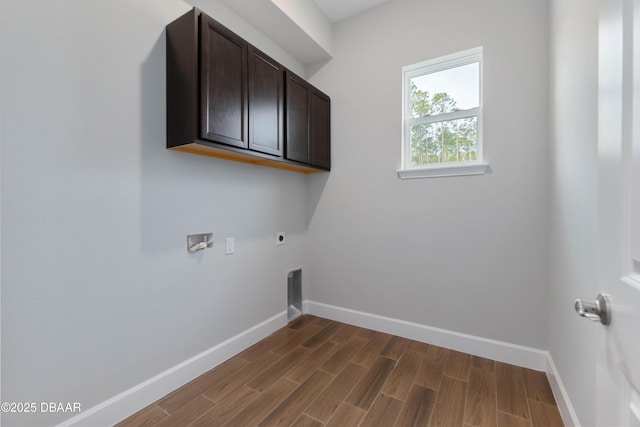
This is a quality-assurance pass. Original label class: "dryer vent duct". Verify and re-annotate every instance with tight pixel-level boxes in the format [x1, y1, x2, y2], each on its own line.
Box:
[287, 269, 302, 322]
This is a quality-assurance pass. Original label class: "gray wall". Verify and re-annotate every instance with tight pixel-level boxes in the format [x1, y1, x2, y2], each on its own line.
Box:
[549, 0, 599, 424]
[0, 1, 310, 426]
[307, 0, 551, 349]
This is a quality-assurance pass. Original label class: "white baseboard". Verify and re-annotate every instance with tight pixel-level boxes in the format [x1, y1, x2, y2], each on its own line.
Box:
[304, 300, 548, 370]
[56, 311, 288, 427]
[546, 353, 581, 427]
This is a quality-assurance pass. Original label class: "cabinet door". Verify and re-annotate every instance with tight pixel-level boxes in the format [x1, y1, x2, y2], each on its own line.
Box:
[285, 71, 311, 164]
[199, 15, 248, 148]
[310, 90, 330, 169]
[248, 47, 283, 156]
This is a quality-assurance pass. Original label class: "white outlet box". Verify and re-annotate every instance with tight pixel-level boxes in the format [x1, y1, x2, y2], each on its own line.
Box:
[276, 232, 286, 246]
[226, 237, 235, 254]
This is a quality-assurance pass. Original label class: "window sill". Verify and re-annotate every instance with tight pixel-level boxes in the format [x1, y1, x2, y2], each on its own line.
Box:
[397, 162, 490, 179]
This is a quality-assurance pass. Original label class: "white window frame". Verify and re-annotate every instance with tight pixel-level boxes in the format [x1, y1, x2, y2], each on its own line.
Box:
[398, 47, 489, 179]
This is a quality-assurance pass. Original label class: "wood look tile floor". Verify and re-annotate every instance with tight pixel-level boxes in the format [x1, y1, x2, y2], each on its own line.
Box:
[117, 315, 563, 427]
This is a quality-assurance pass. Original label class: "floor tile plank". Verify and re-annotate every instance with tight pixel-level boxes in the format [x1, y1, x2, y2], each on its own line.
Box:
[153, 396, 215, 427]
[247, 346, 311, 392]
[351, 331, 393, 366]
[115, 404, 167, 427]
[407, 340, 431, 354]
[315, 318, 335, 327]
[498, 412, 532, 427]
[496, 362, 530, 419]
[259, 370, 333, 427]
[381, 336, 412, 360]
[156, 356, 247, 413]
[223, 377, 298, 426]
[288, 315, 320, 330]
[444, 350, 471, 381]
[346, 356, 397, 410]
[330, 323, 361, 343]
[325, 403, 367, 427]
[355, 327, 377, 339]
[236, 327, 300, 361]
[274, 324, 325, 355]
[523, 369, 557, 405]
[470, 355, 496, 372]
[291, 414, 325, 427]
[302, 321, 342, 349]
[203, 351, 281, 402]
[464, 366, 497, 427]
[320, 334, 368, 374]
[430, 375, 467, 427]
[528, 400, 563, 427]
[188, 385, 258, 427]
[381, 349, 423, 400]
[396, 384, 437, 427]
[286, 340, 337, 383]
[360, 393, 403, 427]
[305, 362, 367, 422]
[415, 345, 450, 390]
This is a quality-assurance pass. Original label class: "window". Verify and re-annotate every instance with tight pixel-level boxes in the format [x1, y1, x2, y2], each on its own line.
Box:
[399, 47, 489, 179]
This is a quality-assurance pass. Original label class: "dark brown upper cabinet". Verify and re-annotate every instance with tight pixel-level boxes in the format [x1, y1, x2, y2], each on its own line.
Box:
[285, 72, 310, 164]
[285, 71, 331, 169]
[310, 88, 331, 169]
[200, 14, 248, 149]
[248, 46, 284, 157]
[166, 8, 329, 173]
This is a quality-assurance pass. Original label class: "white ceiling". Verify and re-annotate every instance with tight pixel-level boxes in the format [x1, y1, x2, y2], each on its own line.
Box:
[313, 0, 393, 23]
[217, 0, 395, 65]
